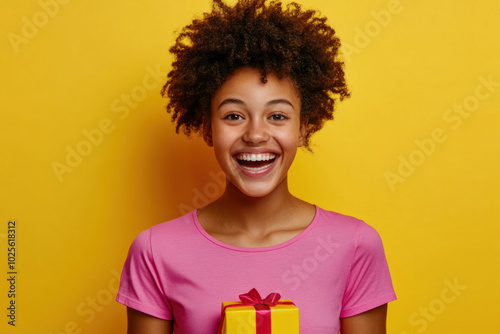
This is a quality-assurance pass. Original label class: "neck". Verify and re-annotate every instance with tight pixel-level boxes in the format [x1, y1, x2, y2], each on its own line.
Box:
[210, 176, 300, 232]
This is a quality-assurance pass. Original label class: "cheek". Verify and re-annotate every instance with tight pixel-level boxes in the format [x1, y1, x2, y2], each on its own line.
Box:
[212, 127, 234, 147]
[212, 130, 235, 160]
[277, 127, 303, 146]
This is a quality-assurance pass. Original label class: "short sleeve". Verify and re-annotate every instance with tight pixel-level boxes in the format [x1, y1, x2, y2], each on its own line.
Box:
[340, 223, 397, 318]
[116, 229, 173, 320]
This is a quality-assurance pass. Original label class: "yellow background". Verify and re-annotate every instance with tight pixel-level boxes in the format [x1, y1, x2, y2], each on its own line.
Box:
[1, 0, 499, 333]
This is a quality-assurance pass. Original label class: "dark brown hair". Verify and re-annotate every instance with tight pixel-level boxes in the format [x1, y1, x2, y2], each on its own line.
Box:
[161, 0, 350, 148]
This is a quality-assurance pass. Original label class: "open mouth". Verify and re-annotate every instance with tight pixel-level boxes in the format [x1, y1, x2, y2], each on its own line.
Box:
[235, 153, 277, 171]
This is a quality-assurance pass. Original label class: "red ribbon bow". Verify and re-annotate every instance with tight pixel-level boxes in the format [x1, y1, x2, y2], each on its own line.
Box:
[239, 288, 281, 307]
[218, 288, 293, 334]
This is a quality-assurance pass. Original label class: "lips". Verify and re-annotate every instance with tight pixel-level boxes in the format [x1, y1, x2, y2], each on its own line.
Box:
[235, 153, 277, 171]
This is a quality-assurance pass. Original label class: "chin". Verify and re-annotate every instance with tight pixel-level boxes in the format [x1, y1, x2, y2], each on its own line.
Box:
[230, 177, 286, 199]
[239, 188, 273, 198]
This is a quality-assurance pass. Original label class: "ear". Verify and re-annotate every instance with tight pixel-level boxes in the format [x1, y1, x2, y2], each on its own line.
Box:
[202, 118, 213, 147]
[298, 119, 308, 147]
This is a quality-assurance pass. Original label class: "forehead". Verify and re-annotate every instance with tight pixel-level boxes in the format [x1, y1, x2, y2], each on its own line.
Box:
[211, 68, 301, 109]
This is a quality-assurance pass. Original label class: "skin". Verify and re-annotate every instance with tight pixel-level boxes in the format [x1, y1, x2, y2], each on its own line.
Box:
[199, 67, 314, 248]
[127, 308, 172, 334]
[126, 304, 387, 334]
[340, 304, 388, 334]
[126, 67, 388, 333]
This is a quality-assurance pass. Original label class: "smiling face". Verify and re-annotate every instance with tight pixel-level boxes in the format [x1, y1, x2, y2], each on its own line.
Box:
[208, 67, 306, 198]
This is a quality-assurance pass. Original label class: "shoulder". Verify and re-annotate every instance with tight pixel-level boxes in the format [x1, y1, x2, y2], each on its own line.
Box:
[128, 211, 197, 255]
[315, 207, 375, 233]
[150, 211, 196, 235]
[315, 207, 363, 225]
[314, 207, 384, 250]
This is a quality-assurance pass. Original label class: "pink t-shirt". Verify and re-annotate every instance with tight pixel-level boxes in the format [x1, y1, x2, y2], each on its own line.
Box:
[116, 206, 396, 333]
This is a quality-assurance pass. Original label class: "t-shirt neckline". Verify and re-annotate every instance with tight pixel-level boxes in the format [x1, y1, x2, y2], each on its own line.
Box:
[191, 205, 319, 252]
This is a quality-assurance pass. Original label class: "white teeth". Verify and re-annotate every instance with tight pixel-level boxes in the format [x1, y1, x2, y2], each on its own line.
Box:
[241, 162, 274, 171]
[236, 153, 276, 161]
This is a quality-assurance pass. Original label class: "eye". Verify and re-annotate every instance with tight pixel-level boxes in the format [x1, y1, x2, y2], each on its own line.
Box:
[269, 114, 288, 121]
[224, 113, 243, 121]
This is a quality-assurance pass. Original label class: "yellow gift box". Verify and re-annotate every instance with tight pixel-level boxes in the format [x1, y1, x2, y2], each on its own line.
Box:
[218, 289, 299, 334]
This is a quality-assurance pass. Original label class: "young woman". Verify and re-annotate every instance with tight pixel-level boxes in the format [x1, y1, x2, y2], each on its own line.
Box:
[117, 1, 396, 333]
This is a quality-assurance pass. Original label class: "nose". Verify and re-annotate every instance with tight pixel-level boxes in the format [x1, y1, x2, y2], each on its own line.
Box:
[242, 119, 270, 145]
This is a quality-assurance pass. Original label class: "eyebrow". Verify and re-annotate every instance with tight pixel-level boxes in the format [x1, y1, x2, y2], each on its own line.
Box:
[217, 98, 294, 110]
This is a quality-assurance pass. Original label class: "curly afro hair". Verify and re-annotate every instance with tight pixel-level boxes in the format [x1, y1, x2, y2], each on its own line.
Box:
[161, 0, 350, 149]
